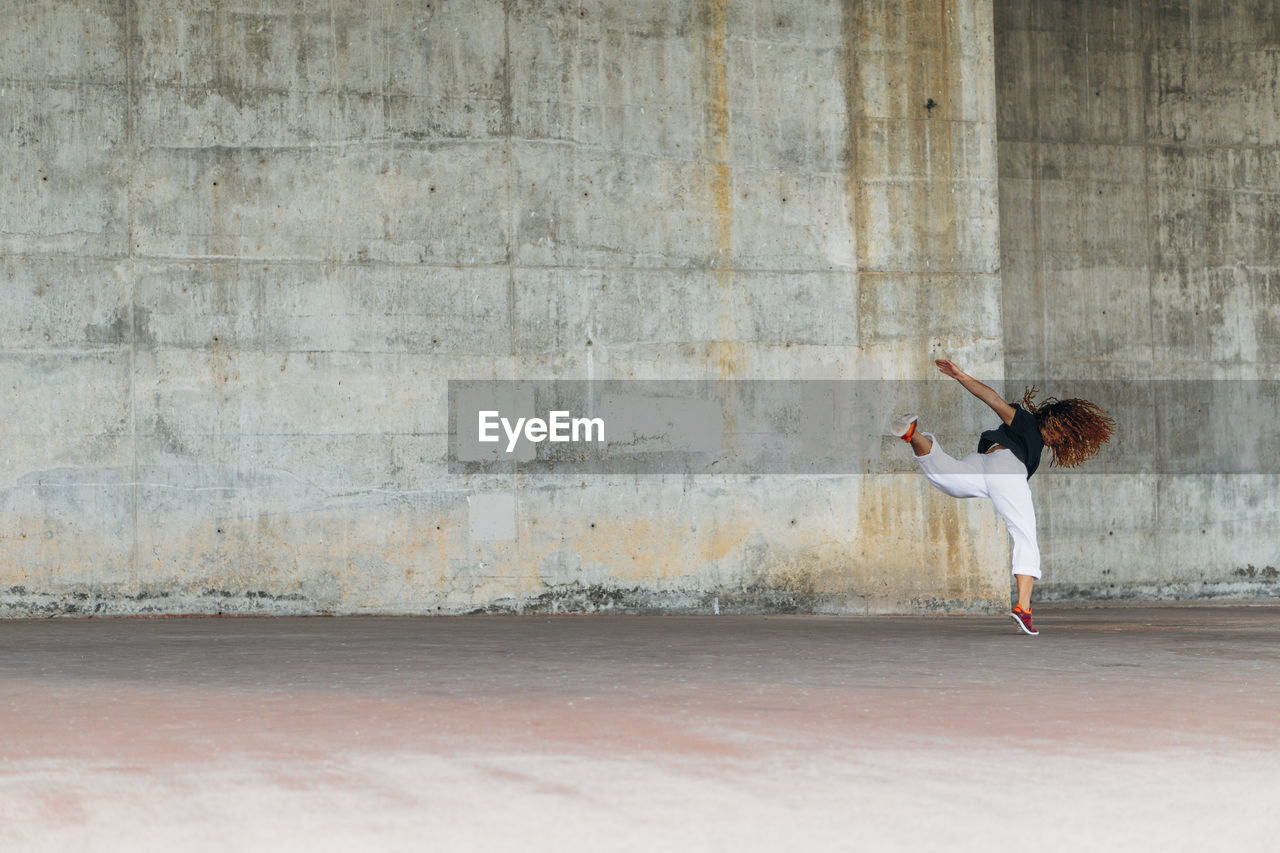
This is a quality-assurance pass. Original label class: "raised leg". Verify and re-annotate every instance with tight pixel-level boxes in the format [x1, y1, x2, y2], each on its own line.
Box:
[911, 433, 990, 499]
[908, 430, 933, 457]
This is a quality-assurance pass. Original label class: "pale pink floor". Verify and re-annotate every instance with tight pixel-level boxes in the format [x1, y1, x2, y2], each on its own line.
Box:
[2, 607, 1278, 851]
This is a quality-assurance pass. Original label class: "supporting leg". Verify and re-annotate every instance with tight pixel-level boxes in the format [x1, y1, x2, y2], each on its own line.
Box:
[1015, 573, 1035, 612]
[986, 464, 1041, 580]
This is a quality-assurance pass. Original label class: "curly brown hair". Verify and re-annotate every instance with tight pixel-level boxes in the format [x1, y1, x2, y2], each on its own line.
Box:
[1018, 387, 1116, 468]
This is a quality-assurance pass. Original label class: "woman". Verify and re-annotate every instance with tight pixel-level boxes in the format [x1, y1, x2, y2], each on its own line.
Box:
[890, 359, 1115, 635]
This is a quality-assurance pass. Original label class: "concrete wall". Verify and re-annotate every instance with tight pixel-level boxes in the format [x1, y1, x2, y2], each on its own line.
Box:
[1, 0, 1009, 616]
[995, 0, 1280, 599]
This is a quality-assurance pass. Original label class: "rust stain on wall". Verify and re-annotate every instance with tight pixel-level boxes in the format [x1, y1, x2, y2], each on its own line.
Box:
[702, 0, 739, 381]
[839, 0, 861, 269]
[932, 0, 958, 267]
[570, 517, 687, 581]
[700, 516, 751, 563]
[845, 0, 964, 274]
[936, 496, 972, 599]
[852, 474, 1004, 608]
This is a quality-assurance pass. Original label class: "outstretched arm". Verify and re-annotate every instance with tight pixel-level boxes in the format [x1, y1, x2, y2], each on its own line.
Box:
[935, 360, 1017, 425]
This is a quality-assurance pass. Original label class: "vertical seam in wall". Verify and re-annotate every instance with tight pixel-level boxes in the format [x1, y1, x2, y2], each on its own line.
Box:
[503, 0, 517, 358]
[501, 0, 520, 579]
[1082, 0, 1090, 137]
[328, 0, 348, 282]
[1143, 0, 1156, 370]
[1141, 0, 1162, 516]
[1032, 6, 1052, 561]
[939, 0, 957, 273]
[973, 0, 998, 359]
[1030, 10, 1046, 377]
[704, 0, 736, 380]
[125, 0, 138, 611]
[839, 0, 859, 349]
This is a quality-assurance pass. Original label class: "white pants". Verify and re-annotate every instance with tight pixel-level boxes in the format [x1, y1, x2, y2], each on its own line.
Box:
[913, 433, 1041, 579]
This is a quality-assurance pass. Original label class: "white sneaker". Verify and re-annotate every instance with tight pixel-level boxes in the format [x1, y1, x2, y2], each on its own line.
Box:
[887, 414, 919, 441]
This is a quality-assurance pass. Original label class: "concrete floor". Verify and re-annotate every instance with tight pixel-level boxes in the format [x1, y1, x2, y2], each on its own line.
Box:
[1, 607, 1278, 852]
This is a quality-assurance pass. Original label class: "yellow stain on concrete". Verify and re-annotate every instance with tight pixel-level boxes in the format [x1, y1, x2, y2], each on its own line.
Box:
[702, 0, 739, 382]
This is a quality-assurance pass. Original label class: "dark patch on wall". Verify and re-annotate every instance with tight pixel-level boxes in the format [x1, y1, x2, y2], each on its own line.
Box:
[716, 585, 839, 614]
[1037, 581, 1280, 603]
[1, 587, 92, 617]
[1232, 565, 1279, 580]
[83, 308, 131, 345]
[474, 580, 879, 616]
[526, 582, 644, 613]
[0, 586, 316, 618]
[151, 414, 191, 458]
[83, 306, 152, 346]
[909, 595, 1005, 614]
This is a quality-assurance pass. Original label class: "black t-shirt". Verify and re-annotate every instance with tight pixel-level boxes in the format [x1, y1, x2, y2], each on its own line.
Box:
[977, 404, 1045, 478]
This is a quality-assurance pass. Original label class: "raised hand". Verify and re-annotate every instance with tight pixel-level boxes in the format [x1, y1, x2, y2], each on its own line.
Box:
[935, 359, 966, 380]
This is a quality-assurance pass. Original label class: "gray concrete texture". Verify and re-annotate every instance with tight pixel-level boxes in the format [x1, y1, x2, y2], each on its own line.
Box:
[994, 0, 1280, 601]
[2, 608, 1279, 850]
[0, 0, 1273, 616]
[2, 0, 1011, 616]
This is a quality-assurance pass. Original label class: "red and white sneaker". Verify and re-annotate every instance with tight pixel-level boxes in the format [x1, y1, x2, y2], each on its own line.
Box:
[888, 414, 919, 443]
[1010, 604, 1039, 636]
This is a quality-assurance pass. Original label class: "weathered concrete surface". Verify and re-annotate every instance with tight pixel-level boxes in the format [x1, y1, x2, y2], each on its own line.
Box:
[994, 1, 1280, 601]
[1, 609, 1278, 850]
[1, 0, 1007, 615]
